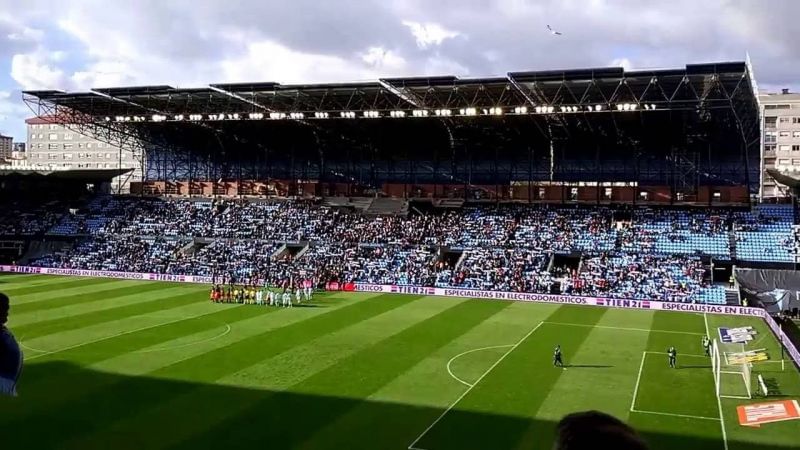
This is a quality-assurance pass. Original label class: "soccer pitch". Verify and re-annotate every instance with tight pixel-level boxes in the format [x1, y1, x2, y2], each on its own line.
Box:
[1, 275, 799, 450]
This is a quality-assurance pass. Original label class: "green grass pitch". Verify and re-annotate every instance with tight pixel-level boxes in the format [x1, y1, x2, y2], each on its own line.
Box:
[1, 274, 799, 450]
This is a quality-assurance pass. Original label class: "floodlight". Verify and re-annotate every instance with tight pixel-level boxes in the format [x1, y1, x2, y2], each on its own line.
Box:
[546, 106, 554, 113]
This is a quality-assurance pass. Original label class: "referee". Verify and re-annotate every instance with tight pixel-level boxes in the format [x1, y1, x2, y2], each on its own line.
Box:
[0, 293, 23, 397]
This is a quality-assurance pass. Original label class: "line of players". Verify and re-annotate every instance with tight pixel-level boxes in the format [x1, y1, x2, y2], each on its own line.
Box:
[209, 283, 313, 307]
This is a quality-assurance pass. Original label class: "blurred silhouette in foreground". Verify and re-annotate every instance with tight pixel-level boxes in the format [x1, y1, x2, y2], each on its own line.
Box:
[0, 292, 23, 397]
[554, 410, 649, 450]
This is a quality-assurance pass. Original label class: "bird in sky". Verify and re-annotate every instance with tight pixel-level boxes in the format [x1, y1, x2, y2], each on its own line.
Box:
[547, 25, 562, 36]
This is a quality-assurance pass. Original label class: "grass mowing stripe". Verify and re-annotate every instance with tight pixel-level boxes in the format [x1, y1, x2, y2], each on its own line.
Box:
[527, 310, 656, 442]
[299, 302, 562, 450]
[61, 296, 467, 450]
[0, 304, 276, 429]
[218, 296, 469, 390]
[628, 311, 722, 450]
[415, 305, 608, 450]
[87, 295, 365, 376]
[10, 285, 205, 327]
[13, 294, 419, 449]
[10, 281, 170, 315]
[2, 277, 116, 297]
[13, 288, 207, 341]
[0, 275, 78, 288]
[8, 280, 171, 306]
[167, 299, 512, 450]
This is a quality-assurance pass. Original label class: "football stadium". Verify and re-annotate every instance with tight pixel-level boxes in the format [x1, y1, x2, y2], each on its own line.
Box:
[1, 61, 800, 450]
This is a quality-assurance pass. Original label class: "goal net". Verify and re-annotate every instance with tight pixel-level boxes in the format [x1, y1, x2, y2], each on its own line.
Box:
[711, 339, 752, 399]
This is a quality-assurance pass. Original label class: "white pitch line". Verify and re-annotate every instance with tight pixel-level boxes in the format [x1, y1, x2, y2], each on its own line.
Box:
[446, 345, 514, 388]
[720, 394, 751, 400]
[544, 321, 705, 336]
[706, 313, 729, 450]
[134, 322, 232, 353]
[631, 408, 721, 422]
[24, 306, 240, 361]
[407, 321, 544, 450]
[630, 351, 647, 411]
[644, 351, 709, 359]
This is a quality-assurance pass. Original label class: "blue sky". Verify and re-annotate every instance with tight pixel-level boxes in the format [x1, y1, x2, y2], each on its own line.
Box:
[1, 0, 799, 141]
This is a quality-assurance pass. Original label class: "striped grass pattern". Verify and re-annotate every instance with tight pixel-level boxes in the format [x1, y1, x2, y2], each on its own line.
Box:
[0, 274, 798, 450]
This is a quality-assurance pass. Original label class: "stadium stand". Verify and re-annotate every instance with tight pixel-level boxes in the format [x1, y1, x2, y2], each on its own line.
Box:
[20, 195, 795, 303]
[734, 205, 796, 262]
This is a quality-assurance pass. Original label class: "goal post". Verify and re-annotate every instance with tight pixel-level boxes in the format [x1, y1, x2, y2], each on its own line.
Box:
[711, 339, 722, 397]
[711, 338, 752, 399]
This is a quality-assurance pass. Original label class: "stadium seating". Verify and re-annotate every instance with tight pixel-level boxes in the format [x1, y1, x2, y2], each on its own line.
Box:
[21, 196, 799, 303]
[734, 206, 795, 263]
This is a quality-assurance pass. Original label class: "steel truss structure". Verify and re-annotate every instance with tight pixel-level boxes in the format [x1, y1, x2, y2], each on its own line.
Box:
[22, 62, 760, 198]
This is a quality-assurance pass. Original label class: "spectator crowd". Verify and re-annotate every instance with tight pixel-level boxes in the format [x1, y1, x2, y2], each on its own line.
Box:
[8, 196, 798, 304]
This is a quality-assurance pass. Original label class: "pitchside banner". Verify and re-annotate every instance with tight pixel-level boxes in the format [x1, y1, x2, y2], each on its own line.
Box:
[353, 283, 766, 316]
[0, 265, 214, 285]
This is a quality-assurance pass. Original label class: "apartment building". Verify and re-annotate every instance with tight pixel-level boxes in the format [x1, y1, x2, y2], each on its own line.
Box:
[0, 134, 11, 161]
[760, 89, 800, 199]
[25, 117, 143, 192]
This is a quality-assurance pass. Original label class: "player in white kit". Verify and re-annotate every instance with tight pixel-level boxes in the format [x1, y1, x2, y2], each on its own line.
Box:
[285, 291, 293, 308]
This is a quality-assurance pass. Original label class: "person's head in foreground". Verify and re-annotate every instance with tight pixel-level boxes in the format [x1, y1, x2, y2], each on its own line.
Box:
[553, 410, 649, 450]
[0, 292, 8, 327]
[0, 292, 23, 397]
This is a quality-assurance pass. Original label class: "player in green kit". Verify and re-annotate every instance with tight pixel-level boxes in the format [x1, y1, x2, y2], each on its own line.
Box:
[668, 346, 677, 368]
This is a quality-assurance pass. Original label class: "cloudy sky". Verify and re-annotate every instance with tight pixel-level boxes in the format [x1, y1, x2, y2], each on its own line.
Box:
[0, 0, 798, 141]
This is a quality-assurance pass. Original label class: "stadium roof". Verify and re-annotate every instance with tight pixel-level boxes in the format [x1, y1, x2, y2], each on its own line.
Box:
[23, 62, 758, 120]
[20, 62, 761, 190]
[0, 166, 131, 180]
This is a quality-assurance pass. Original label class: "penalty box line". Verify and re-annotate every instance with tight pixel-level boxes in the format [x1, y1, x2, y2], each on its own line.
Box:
[543, 321, 706, 336]
[407, 321, 545, 450]
[630, 352, 720, 422]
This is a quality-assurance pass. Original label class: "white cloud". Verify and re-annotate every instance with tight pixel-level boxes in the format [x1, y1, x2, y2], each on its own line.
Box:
[402, 20, 461, 49]
[610, 57, 633, 70]
[360, 46, 407, 71]
[220, 40, 402, 84]
[6, 25, 44, 43]
[0, 90, 29, 138]
[10, 51, 69, 90]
